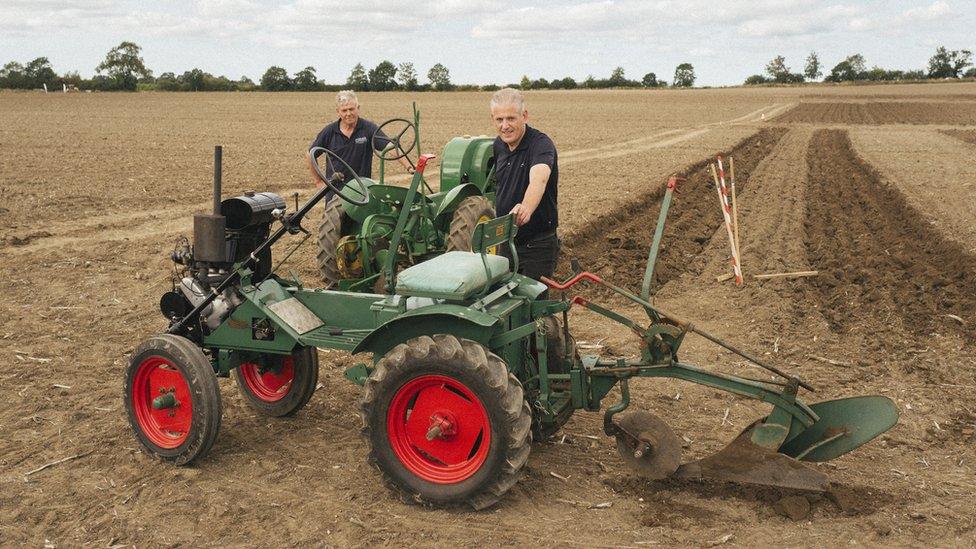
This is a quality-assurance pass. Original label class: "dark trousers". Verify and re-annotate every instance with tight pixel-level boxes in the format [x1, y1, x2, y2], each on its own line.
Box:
[502, 230, 560, 282]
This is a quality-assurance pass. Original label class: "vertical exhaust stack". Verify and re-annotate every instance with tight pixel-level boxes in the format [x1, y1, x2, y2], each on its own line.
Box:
[193, 146, 228, 263]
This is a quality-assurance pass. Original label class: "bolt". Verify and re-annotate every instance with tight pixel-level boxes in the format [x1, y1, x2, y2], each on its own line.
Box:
[634, 441, 652, 459]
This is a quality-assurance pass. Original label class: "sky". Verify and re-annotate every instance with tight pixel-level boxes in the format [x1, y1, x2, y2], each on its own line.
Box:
[0, 0, 973, 87]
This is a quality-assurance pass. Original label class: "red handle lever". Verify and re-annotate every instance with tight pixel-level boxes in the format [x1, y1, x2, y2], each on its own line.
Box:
[415, 154, 437, 174]
[540, 272, 603, 290]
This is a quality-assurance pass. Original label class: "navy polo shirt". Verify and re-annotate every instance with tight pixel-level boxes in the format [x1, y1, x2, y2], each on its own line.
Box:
[493, 125, 558, 243]
[309, 118, 391, 181]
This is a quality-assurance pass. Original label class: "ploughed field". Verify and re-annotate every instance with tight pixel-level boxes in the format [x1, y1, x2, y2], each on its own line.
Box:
[2, 83, 976, 547]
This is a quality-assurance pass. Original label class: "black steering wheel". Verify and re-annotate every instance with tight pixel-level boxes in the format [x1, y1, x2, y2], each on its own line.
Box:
[309, 146, 370, 206]
[372, 118, 417, 162]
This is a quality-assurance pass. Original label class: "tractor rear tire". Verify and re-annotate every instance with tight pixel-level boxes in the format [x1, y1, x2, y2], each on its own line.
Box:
[446, 196, 495, 252]
[316, 199, 344, 288]
[362, 334, 532, 510]
[125, 334, 222, 465]
[234, 347, 319, 417]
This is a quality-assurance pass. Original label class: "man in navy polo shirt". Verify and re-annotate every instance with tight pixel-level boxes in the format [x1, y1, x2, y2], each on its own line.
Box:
[489, 88, 559, 281]
[307, 90, 413, 194]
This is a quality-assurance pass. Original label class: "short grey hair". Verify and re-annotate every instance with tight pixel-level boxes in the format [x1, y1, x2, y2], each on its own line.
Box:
[490, 88, 525, 112]
[336, 90, 359, 107]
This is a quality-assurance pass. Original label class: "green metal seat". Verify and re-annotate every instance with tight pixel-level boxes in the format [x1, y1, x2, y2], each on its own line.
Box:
[395, 214, 518, 301]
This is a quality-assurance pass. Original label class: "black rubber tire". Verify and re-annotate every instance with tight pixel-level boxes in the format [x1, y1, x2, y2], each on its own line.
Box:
[316, 199, 344, 288]
[233, 347, 320, 417]
[361, 334, 532, 510]
[124, 334, 221, 466]
[533, 316, 578, 440]
[445, 195, 495, 252]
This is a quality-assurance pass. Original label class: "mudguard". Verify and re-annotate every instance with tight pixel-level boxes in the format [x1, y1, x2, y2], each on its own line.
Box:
[352, 304, 499, 360]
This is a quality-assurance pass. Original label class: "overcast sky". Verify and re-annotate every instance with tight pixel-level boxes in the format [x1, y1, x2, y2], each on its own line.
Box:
[1, 0, 973, 86]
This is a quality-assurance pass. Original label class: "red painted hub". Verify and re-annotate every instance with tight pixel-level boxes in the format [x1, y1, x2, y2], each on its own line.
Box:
[387, 375, 491, 484]
[131, 356, 193, 449]
[239, 356, 295, 403]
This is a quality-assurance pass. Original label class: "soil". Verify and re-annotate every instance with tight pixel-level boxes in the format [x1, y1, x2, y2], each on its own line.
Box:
[2, 85, 976, 547]
[774, 101, 976, 125]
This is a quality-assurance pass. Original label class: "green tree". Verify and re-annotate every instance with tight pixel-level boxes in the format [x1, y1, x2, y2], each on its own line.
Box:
[928, 46, 973, 78]
[181, 68, 206, 91]
[609, 66, 626, 86]
[24, 57, 57, 88]
[346, 63, 368, 90]
[804, 51, 822, 81]
[642, 72, 658, 87]
[95, 41, 152, 91]
[368, 60, 397, 91]
[672, 63, 695, 87]
[396, 62, 418, 90]
[765, 55, 791, 82]
[744, 74, 770, 85]
[427, 63, 452, 90]
[826, 54, 866, 82]
[293, 66, 321, 91]
[260, 66, 292, 91]
[0, 61, 27, 88]
[519, 75, 531, 90]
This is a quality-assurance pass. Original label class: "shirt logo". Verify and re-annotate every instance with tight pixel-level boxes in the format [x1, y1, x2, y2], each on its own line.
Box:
[355, 137, 367, 144]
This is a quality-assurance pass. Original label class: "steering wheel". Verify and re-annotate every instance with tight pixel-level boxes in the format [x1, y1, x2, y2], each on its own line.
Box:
[309, 146, 370, 206]
[372, 118, 417, 162]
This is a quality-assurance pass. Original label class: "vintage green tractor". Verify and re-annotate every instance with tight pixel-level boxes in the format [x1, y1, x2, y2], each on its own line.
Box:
[126, 147, 898, 510]
[315, 104, 498, 292]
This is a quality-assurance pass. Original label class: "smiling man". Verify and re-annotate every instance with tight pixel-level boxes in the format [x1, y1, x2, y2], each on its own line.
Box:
[489, 88, 560, 281]
[307, 90, 413, 194]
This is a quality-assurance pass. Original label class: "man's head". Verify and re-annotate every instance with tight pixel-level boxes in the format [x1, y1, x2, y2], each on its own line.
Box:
[490, 88, 528, 148]
[335, 90, 360, 127]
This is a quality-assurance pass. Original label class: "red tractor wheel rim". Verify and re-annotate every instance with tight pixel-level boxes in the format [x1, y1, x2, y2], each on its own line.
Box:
[239, 357, 295, 403]
[131, 356, 193, 449]
[387, 374, 492, 484]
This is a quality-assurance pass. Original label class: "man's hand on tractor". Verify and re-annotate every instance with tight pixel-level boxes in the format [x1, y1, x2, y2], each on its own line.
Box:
[399, 156, 416, 174]
[510, 202, 535, 226]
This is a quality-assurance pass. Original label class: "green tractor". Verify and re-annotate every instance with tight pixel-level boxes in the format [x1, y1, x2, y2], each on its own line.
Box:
[315, 104, 498, 292]
[126, 146, 898, 510]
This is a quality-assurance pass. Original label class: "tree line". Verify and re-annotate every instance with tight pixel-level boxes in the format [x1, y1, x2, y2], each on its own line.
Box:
[744, 46, 974, 85]
[0, 41, 694, 92]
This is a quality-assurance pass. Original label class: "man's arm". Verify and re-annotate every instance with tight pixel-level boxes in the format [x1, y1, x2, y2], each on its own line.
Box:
[510, 163, 551, 226]
[308, 150, 326, 188]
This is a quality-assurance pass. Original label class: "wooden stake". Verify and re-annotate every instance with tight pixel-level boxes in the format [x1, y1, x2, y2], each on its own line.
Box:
[729, 156, 741, 275]
[753, 270, 819, 280]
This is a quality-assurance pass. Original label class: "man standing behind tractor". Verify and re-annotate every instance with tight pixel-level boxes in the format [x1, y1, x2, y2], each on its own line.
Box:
[307, 90, 413, 194]
[489, 88, 559, 280]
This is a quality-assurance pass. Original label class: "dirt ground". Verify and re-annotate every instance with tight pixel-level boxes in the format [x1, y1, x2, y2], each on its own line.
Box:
[2, 83, 976, 547]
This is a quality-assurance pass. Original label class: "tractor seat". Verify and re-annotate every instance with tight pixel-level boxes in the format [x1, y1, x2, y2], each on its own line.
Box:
[395, 214, 518, 301]
[395, 252, 509, 300]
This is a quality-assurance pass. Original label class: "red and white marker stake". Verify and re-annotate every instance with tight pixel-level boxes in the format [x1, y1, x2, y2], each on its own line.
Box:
[711, 158, 743, 285]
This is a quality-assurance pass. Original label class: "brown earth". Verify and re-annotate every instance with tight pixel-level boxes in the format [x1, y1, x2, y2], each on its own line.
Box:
[2, 86, 976, 547]
[942, 129, 976, 145]
[774, 101, 976, 125]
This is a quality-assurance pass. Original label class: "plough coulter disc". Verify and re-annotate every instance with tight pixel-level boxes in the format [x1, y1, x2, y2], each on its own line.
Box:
[614, 411, 682, 479]
[673, 423, 829, 492]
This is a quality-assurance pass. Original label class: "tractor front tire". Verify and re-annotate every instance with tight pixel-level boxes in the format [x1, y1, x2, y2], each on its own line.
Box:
[362, 334, 532, 510]
[234, 347, 319, 417]
[446, 196, 495, 252]
[125, 334, 222, 465]
[316, 198, 344, 288]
